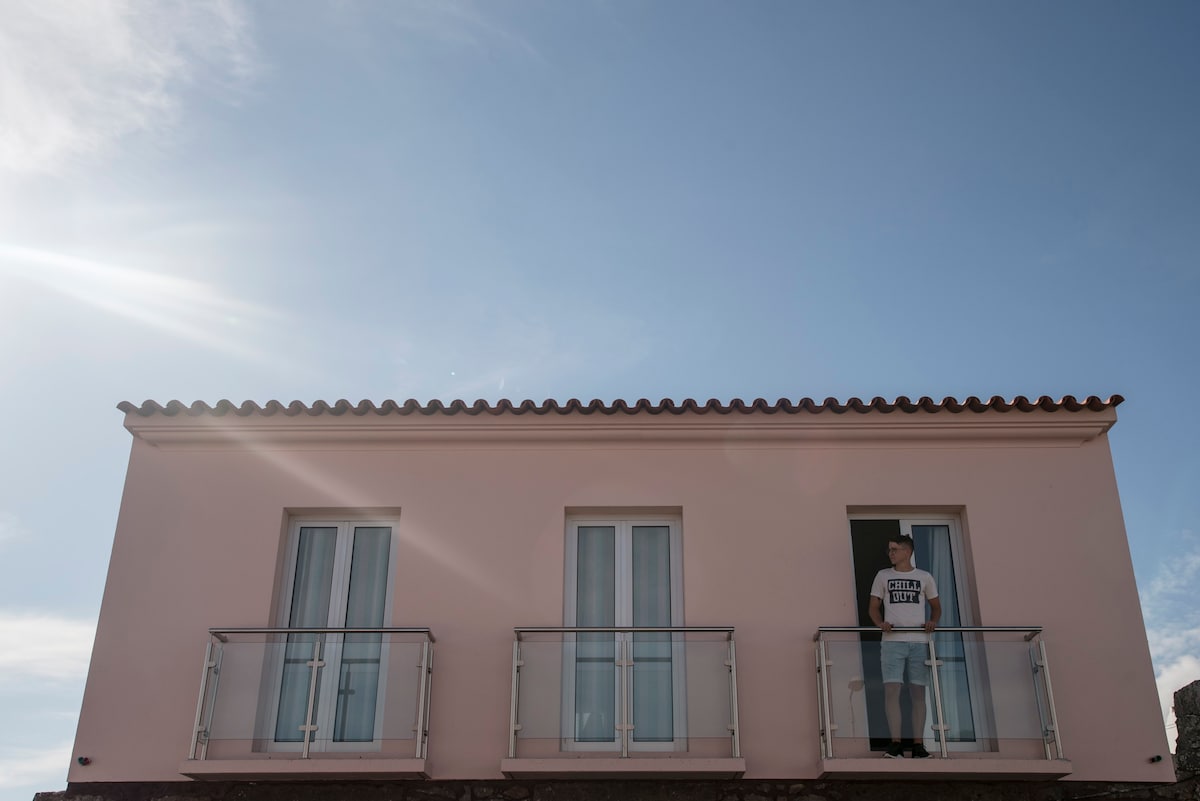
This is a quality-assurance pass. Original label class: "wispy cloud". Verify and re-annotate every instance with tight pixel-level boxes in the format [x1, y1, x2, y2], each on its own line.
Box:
[1156, 654, 1200, 750]
[0, 741, 71, 791]
[365, 0, 545, 62]
[380, 304, 651, 402]
[0, 611, 96, 683]
[0, 0, 258, 175]
[0, 243, 280, 361]
[0, 512, 28, 548]
[1140, 531, 1200, 748]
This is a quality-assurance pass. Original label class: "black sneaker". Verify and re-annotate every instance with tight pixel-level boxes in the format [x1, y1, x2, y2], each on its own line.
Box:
[884, 742, 905, 759]
[910, 743, 932, 759]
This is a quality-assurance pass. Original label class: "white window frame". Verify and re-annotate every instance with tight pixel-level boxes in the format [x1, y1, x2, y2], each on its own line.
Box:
[262, 518, 399, 753]
[562, 514, 687, 753]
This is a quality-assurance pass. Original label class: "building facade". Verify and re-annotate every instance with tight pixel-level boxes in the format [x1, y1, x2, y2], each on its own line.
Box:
[66, 395, 1175, 792]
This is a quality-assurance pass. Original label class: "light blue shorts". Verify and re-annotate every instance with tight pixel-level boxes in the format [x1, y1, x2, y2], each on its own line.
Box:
[880, 641, 930, 686]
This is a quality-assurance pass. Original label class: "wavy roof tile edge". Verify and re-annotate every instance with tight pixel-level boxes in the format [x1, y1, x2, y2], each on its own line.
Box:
[116, 395, 1124, 418]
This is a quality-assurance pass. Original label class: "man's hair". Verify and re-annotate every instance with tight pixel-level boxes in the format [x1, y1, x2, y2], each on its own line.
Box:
[888, 533, 914, 551]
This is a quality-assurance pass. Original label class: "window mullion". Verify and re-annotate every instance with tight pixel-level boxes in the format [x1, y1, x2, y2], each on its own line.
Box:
[618, 522, 633, 628]
[327, 523, 353, 628]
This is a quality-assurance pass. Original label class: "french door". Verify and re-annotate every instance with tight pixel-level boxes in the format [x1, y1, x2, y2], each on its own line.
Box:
[563, 517, 685, 750]
[849, 515, 990, 752]
[272, 520, 396, 750]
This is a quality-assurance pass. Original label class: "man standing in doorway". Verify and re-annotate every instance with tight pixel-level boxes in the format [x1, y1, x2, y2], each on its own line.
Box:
[869, 533, 941, 758]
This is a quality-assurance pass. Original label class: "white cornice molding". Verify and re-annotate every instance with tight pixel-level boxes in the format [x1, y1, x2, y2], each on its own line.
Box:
[125, 409, 1116, 450]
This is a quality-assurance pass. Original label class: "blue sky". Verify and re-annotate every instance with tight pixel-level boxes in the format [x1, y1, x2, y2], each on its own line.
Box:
[1, 1, 1198, 796]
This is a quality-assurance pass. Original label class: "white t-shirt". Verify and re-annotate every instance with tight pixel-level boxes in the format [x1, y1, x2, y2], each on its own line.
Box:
[870, 567, 939, 642]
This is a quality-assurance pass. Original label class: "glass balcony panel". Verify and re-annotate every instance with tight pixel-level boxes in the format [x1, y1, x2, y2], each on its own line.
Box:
[513, 638, 577, 744]
[512, 629, 736, 759]
[677, 638, 735, 741]
[822, 639, 884, 748]
[955, 636, 1047, 744]
[632, 632, 672, 742]
[275, 634, 323, 742]
[195, 631, 430, 761]
[575, 633, 619, 743]
[205, 639, 287, 752]
[818, 629, 1057, 762]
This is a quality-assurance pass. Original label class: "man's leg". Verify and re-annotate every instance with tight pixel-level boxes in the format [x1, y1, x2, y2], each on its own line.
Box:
[909, 683, 926, 742]
[884, 682, 903, 741]
[880, 642, 906, 755]
[907, 643, 932, 757]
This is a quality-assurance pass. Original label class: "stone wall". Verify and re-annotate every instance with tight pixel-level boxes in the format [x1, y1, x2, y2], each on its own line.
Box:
[31, 776, 1200, 801]
[1177, 679, 1200, 773]
[34, 681, 1200, 801]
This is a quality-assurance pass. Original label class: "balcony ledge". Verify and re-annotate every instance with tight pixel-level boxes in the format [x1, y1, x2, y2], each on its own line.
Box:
[819, 757, 1072, 780]
[180, 757, 428, 780]
[501, 757, 746, 779]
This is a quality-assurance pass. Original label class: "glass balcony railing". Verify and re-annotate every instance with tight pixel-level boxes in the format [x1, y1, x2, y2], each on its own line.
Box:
[814, 627, 1064, 763]
[188, 628, 434, 763]
[508, 627, 740, 760]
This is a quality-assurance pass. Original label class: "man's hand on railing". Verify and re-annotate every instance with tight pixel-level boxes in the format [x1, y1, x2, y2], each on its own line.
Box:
[923, 621, 937, 633]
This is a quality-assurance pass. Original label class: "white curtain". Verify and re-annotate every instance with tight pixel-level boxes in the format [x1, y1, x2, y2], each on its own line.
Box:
[632, 525, 673, 742]
[574, 526, 616, 742]
[914, 525, 975, 742]
[276, 527, 337, 742]
[335, 526, 390, 742]
[572, 523, 676, 745]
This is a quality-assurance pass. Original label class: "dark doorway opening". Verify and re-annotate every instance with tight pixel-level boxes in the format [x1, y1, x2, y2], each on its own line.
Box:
[849, 519, 915, 751]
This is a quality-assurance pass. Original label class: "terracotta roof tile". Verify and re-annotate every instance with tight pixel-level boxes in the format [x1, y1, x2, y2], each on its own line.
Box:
[116, 395, 1123, 417]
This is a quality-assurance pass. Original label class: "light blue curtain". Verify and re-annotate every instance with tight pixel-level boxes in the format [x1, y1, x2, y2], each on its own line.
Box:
[632, 526, 673, 742]
[335, 527, 391, 742]
[276, 527, 337, 742]
[913, 525, 975, 742]
[575, 526, 616, 742]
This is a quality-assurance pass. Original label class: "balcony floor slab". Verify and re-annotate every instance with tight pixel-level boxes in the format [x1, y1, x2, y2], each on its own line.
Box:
[180, 758, 428, 780]
[820, 757, 1072, 780]
[501, 757, 746, 779]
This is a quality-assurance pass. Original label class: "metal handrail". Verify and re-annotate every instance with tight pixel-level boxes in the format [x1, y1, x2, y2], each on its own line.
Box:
[815, 626, 1041, 641]
[516, 626, 733, 640]
[209, 626, 435, 641]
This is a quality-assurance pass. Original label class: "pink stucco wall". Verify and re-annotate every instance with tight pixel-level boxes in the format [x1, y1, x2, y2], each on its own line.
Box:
[69, 405, 1174, 784]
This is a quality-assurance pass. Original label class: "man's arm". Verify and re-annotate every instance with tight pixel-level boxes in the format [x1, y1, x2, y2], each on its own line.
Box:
[924, 596, 941, 633]
[869, 595, 892, 632]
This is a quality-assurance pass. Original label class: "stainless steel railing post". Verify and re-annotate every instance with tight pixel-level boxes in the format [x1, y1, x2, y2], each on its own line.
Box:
[618, 634, 631, 758]
[1038, 640, 1065, 760]
[814, 641, 826, 759]
[817, 637, 834, 759]
[727, 633, 741, 758]
[188, 640, 214, 760]
[926, 636, 948, 758]
[508, 637, 522, 759]
[197, 644, 224, 760]
[1029, 639, 1053, 760]
[300, 637, 324, 759]
[415, 637, 433, 759]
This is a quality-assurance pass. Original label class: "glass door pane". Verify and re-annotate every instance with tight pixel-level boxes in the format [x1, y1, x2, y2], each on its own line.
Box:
[575, 526, 616, 742]
[276, 526, 337, 742]
[912, 524, 976, 743]
[334, 526, 391, 743]
[632, 525, 673, 743]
